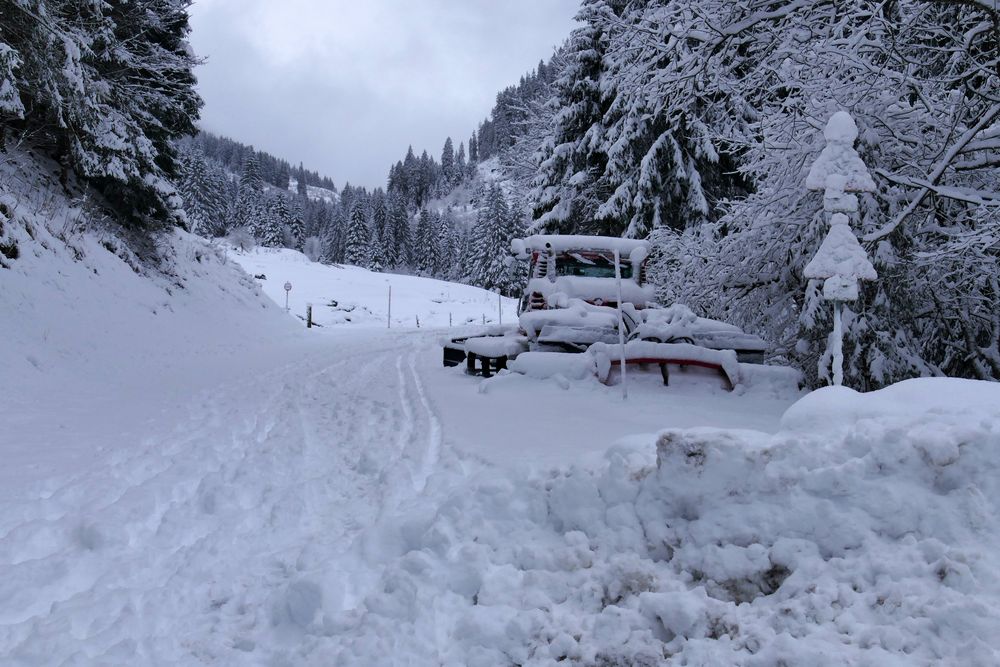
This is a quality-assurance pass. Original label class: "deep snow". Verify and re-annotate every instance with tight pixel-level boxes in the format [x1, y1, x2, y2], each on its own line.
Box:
[2, 183, 999, 665]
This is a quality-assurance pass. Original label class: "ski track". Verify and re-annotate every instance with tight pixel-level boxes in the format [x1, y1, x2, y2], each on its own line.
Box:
[0, 333, 448, 665]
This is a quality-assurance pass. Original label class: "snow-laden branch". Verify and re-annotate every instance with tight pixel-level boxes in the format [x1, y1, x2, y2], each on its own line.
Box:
[864, 103, 1000, 242]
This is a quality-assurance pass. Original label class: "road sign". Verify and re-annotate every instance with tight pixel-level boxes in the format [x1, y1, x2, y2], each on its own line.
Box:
[283, 282, 292, 312]
[284, 282, 292, 292]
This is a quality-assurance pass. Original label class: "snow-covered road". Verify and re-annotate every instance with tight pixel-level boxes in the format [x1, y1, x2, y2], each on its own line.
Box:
[5, 327, 1000, 666]
[2, 331, 452, 662]
[1, 325, 800, 664]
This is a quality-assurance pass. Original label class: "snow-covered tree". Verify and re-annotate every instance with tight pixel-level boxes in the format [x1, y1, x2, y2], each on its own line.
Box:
[344, 198, 371, 267]
[232, 155, 266, 237]
[413, 208, 438, 275]
[1, 0, 202, 228]
[468, 184, 525, 295]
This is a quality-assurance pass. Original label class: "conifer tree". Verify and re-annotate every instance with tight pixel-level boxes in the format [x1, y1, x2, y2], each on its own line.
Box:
[441, 137, 456, 186]
[344, 199, 371, 267]
[414, 208, 437, 275]
[258, 194, 288, 248]
[456, 142, 467, 181]
[288, 200, 305, 251]
[232, 155, 266, 236]
[386, 190, 411, 268]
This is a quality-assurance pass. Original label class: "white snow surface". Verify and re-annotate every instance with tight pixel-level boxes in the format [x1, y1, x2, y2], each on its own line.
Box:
[3, 192, 999, 665]
[803, 214, 878, 284]
[228, 246, 519, 328]
[806, 112, 877, 193]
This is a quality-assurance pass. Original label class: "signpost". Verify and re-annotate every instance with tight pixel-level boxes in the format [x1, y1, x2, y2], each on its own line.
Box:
[614, 248, 628, 401]
[283, 281, 292, 312]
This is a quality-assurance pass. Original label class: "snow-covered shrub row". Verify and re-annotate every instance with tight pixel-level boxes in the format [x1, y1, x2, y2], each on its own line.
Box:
[314, 379, 1000, 665]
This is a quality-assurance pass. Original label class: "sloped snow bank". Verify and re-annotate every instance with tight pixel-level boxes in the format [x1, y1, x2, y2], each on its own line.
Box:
[0, 150, 296, 490]
[314, 378, 1000, 665]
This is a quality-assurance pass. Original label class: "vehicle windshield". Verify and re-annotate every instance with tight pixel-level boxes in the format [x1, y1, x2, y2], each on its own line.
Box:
[554, 252, 632, 280]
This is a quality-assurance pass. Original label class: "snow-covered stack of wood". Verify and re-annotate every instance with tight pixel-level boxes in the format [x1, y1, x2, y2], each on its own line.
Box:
[803, 112, 878, 387]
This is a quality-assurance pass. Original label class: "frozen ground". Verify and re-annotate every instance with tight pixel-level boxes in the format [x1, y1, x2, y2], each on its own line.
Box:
[2, 191, 999, 665]
[229, 246, 518, 329]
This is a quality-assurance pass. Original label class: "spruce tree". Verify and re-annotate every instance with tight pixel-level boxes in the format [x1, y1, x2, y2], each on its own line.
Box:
[344, 199, 371, 267]
[441, 137, 456, 186]
[232, 155, 266, 237]
[386, 190, 411, 268]
[414, 208, 437, 275]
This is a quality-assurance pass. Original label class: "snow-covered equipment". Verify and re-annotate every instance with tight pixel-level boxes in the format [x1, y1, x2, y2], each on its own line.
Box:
[805, 112, 878, 387]
[443, 235, 771, 390]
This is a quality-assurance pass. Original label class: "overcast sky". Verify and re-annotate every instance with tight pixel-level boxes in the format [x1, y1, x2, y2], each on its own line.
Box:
[188, 0, 579, 189]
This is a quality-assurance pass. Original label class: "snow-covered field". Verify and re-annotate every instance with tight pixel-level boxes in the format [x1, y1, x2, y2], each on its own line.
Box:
[229, 247, 518, 329]
[3, 193, 1000, 665]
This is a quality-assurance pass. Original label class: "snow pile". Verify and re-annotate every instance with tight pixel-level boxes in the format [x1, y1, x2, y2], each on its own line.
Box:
[508, 350, 597, 381]
[228, 246, 518, 328]
[464, 335, 529, 358]
[803, 213, 878, 302]
[311, 378, 1000, 665]
[805, 111, 877, 192]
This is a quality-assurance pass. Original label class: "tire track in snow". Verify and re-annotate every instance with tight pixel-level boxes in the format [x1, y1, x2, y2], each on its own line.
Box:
[408, 350, 442, 493]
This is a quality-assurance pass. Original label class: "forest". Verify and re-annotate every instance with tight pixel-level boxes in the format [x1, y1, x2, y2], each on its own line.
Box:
[2, 0, 998, 388]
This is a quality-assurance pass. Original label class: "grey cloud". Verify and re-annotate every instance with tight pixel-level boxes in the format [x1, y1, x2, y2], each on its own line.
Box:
[189, 0, 579, 188]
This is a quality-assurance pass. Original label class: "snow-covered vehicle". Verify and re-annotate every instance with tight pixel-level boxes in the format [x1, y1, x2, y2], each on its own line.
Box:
[443, 235, 768, 386]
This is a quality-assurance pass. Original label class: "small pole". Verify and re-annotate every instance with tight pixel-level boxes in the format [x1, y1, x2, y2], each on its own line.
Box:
[306, 303, 313, 329]
[387, 284, 392, 329]
[482, 314, 486, 325]
[449, 313, 452, 327]
[614, 248, 628, 401]
[498, 291, 502, 325]
[416, 314, 420, 328]
[832, 301, 844, 386]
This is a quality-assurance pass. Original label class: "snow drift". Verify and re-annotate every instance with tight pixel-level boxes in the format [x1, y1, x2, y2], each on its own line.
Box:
[313, 378, 1000, 665]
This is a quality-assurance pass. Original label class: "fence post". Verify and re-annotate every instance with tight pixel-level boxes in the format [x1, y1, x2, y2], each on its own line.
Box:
[306, 303, 313, 329]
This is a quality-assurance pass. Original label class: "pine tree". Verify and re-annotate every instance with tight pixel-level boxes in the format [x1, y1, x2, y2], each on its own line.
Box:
[297, 162, 308, 197]
[414, 208, 437, 275]
[287, 199, 305, 251]
[468, 184, 525, 295]
[386, 190, 410, 268]
[232, 155, 267, 236]
[456, 142, 467, 182]
[345, 199, 371, 267]
[1, 0, 201, 229]
[258, 194, 288, 248]
[441, 137, 456, 186]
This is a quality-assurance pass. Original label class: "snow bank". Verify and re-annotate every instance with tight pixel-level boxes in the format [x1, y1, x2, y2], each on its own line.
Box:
[312, 377, 1000, 664]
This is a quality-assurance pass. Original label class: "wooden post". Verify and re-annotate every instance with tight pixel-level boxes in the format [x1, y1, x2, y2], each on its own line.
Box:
[467, 352, 476, 374]
[387, 285, 392, 328]
[306, 303, 313, 329]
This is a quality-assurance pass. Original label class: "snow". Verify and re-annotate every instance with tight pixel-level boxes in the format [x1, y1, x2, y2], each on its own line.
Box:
[514, 234, 649, 259]
[228, 246, 519, 328]
[4, 157, 999, 665]
[806, 113, 877, 193]
[507, 351, 597, 381]
[589, 341, 741, 385]
[463, 335, 529, 358]
[525, 276, 655, 308]
[519, 298, 620, 337]
[803, 214, 878, 284]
